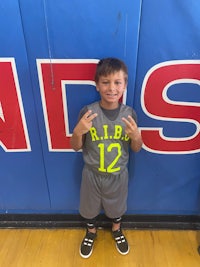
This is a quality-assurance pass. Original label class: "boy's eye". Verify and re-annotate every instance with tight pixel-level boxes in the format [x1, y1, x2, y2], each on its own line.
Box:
[102, 81, 109, 84]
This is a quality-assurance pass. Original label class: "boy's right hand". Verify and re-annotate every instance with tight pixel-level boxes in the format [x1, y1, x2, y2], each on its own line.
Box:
[74, 110, 98, 136]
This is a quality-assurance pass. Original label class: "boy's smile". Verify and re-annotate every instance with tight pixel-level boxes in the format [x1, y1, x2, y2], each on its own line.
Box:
[96, 70, 127, 109]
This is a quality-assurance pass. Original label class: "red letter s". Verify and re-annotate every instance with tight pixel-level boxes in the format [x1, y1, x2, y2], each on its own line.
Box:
[140, 60, 200, 154]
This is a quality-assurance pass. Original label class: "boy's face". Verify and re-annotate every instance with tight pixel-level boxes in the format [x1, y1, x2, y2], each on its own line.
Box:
[96, 70, 127, 109]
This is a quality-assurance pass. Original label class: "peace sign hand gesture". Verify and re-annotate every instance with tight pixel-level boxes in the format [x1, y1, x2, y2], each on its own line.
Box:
[76, 110, 97, 135]
[122, 115, 143, 152]
[70, 110, 98, 151]
[74, 110, 98, 136]
[122, 115, 138, 139]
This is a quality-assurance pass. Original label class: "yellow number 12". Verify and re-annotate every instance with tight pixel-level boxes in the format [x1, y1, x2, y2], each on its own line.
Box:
[98, 143, 122, 173]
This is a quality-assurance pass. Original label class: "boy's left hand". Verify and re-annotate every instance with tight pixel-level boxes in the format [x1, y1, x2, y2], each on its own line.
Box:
[122, 115, 138, 140]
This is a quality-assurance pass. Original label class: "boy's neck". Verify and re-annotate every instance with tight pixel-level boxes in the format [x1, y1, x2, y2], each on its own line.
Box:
[99, 101, 120, 110]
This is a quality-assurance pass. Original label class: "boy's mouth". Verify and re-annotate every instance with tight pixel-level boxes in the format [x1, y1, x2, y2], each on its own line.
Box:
[106, 93, 117, 97]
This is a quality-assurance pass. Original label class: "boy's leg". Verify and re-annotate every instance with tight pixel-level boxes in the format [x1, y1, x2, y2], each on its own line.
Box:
[86, 219, 97, 234]
[112, 217, 130, 255]
[79, 217, 97, 259]
[112, 217, 122, 231]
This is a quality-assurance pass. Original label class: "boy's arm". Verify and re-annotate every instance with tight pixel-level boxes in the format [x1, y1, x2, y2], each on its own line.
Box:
[70, 129, 85, 151]
[70, 110, 98, 151]
[129, 130, 143, 152]
[122, 115, 143, 152]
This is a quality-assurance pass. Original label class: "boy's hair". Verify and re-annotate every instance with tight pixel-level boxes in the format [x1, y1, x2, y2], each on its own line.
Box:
[95, 58, 128, 84]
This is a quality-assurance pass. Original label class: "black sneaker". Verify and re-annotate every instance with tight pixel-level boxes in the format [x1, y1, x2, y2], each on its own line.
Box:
[79, 230, 97, 258]
[112, 228, 130, 255]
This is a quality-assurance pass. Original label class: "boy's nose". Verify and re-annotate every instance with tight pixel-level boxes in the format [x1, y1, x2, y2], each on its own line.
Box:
[109, 83, 116, 90]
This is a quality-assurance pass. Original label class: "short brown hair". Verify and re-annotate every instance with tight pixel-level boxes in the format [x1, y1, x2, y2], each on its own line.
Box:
[95, 58, 128, 84]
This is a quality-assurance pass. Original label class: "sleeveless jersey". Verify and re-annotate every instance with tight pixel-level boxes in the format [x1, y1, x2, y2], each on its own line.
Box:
[82, 102, 137, 175]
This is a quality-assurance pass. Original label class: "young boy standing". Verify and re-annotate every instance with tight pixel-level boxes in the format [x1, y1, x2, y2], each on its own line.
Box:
[70, 58, 143, 258]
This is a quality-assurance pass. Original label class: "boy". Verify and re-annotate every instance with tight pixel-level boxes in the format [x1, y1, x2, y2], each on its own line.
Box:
[70, 58, 142, 258]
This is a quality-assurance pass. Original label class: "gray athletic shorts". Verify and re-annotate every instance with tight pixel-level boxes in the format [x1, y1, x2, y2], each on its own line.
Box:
[79, 165, 128, 219]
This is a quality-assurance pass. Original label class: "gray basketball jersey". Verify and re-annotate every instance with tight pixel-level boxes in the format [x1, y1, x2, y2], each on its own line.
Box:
[82, 102, 137, 175]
